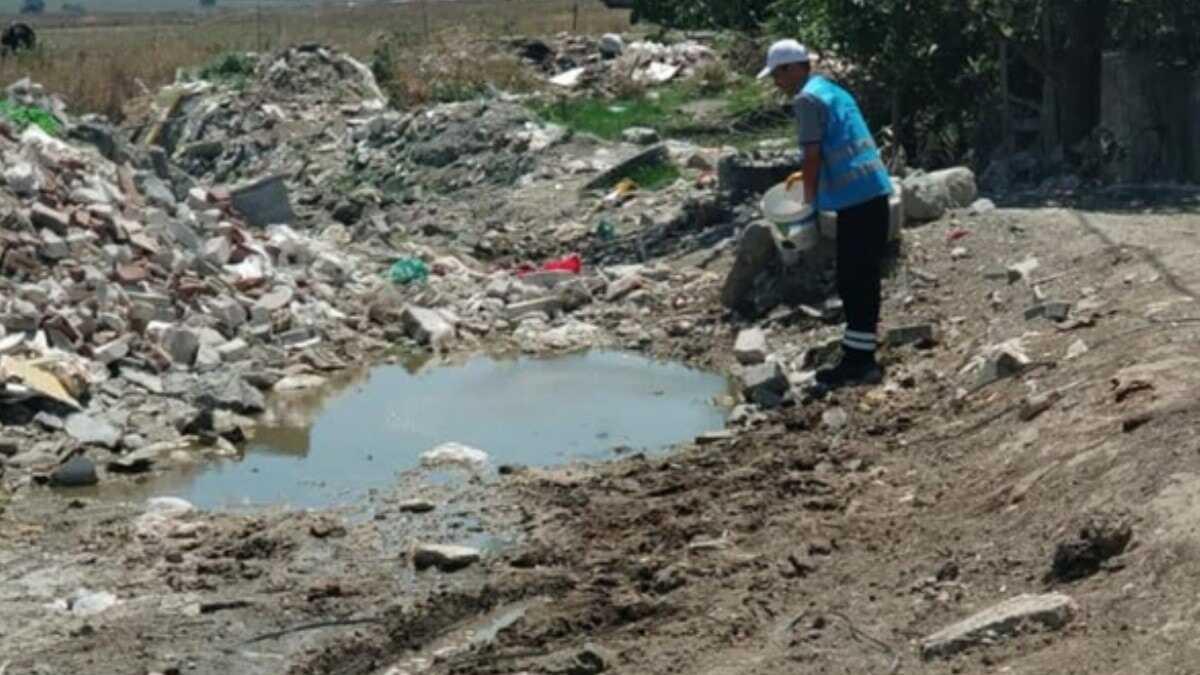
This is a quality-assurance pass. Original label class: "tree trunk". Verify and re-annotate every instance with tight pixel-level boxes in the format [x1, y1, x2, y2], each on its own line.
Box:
[1055, 0, 1110, 149]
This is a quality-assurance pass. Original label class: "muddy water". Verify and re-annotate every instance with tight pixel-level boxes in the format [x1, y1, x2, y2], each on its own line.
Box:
[89, 351, 733, 509]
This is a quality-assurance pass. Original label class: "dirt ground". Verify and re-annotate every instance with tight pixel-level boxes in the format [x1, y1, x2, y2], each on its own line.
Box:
[6, 191, 1200, 675]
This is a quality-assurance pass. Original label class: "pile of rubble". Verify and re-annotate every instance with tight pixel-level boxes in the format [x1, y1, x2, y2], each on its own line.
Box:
[0, 76, 409, 489]
[513, 32, 718, 91]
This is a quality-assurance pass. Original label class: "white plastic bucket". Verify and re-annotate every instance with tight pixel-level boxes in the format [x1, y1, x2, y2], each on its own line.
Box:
[762, 182, 810, 223]
[762, 181, 817, 252]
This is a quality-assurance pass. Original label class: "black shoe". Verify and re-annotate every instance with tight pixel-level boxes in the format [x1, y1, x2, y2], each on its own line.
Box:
[814, 357, 884, 390]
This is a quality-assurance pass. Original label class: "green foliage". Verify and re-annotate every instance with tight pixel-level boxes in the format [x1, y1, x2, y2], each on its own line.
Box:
[198, 52, 256, 84]
[632, 0, 775, 31]
[623, 160, 682, 191]
[0, 100, 61, 136]
[20, 0, 44, 14]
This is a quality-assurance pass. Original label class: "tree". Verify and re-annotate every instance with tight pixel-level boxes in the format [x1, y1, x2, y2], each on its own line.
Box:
[199, 0, 217, 7]
[20, 0, 45, 14]
[632, 0, 774, 31]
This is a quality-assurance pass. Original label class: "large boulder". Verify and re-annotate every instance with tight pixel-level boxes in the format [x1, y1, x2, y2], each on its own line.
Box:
[902, 167, 978, 222]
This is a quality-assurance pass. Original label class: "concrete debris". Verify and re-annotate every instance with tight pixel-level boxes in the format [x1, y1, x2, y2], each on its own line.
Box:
[420, 442, 489, 470]
[741, 361, 788, 408]
[622, 126, 660, 145]
[1019, 390, 1062, 421]
[902, 167, 978, 222]
[401, 306, 456, 352]
[977, 346, 1031, 386]
[412, 543, 481, 572]
[734, 328, 768, 365]
[1067, 339, 1089, 360]
[885, 324, 939, 348]
[1007, 257, 1041, 284]
[65, 413, 122, 448]
[922, 593, 1078, 659]
[599, 33, 625, 58]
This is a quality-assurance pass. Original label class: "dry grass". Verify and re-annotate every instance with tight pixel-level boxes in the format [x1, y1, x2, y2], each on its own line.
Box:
[0, 0, 631, 119]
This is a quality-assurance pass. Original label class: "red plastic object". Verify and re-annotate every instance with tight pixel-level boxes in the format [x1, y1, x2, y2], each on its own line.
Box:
[518, 253, 581, 277]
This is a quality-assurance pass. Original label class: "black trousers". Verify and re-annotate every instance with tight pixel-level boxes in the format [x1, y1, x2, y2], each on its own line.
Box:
[835, 195, 890, 356]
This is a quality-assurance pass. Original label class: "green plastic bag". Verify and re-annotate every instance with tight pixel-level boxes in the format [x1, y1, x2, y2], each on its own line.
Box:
[389, 258, 429, 285]
[595, 218, 616, 242]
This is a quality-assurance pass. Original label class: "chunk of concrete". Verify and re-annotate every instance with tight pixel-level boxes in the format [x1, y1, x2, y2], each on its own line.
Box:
[230, 174, 296, 227]
[505, 297, 562, 321]
[93, 335, 133, 365]
[622, 126, 660, 145]
[255, 285, 295, 312]
[921, 593, 1078, 659]
[902, 167, 978, 222]
[65, 413, 122, 448]
[401, 306, 455, 351]
[420, 442, 488, 470]
[412, 543, 480, 572]
[31, 203, 70, 235]
[886, 324, 940, 348]
[162, 327, 200, 367]
[209, 297, 247, 329]
[599, 33, 625, 58]
[40, 229, 70, 260]
[734, 328, 768, 365]
[1007, 257, 1040, 284]
[216, 338, 251, 362]
[741, 361, 788, 407]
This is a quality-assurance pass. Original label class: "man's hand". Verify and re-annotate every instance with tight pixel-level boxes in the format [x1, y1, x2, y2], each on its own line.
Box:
[785, 170, 805, 191]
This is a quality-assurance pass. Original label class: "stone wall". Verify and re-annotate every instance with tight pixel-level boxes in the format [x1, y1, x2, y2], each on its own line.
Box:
[1100, 51, 1200, 184]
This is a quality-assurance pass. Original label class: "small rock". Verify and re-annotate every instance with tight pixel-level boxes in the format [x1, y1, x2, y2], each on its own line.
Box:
[605, 274, 643, 302]
[255, 286, 294, 312]
[162, 327, 200, 367]
[420, 442, 489, 470]
[886, 324, 939, 348]
[64, 413, 120, 448]
[65, 589, 118, 616]
[622, 126, 660, 145]
[401, 305, 455, 351]
[741, 362, 788, 408]
[273, 374, 327, 392]
[1019, 390, 1061, 421]
[504, 297, 562, 321]
[31, 203, 70, 235]
[978, 347, 1030, 386]
[216, 338, 251, 363]
[695, 430, 735, 445]
[1066, 339, 1089, 360]
[1052, 511, 1133, 581]
[921, 593, 1078, 659]
[598, 33, 625, 58]
[50, 455, 98, 487]
[1006, 257, 1040, 284]
[412, 543, 480, 572]
[93, 335, 133, 365]
[950, 246, 969, 260]
[821, 407, 848, 431]
[733, 328, 768, 365]
[968, 198, 996, 215]
[397, 499, 436, 513]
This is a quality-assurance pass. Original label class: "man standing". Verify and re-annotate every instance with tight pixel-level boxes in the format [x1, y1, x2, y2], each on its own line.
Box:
[758, 39, 893, 389]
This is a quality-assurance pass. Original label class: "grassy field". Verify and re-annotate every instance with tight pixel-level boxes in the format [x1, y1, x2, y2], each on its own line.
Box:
[0, 0, 631, 118]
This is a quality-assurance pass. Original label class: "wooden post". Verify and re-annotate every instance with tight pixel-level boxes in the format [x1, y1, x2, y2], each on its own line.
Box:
[572, 1, 580, 32]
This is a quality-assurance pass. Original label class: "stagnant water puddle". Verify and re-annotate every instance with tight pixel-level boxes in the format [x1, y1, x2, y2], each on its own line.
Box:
[82, 351, 733, 509]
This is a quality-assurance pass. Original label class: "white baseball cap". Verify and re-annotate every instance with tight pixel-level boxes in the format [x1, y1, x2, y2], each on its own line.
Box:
[757, 39, 811, 79]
